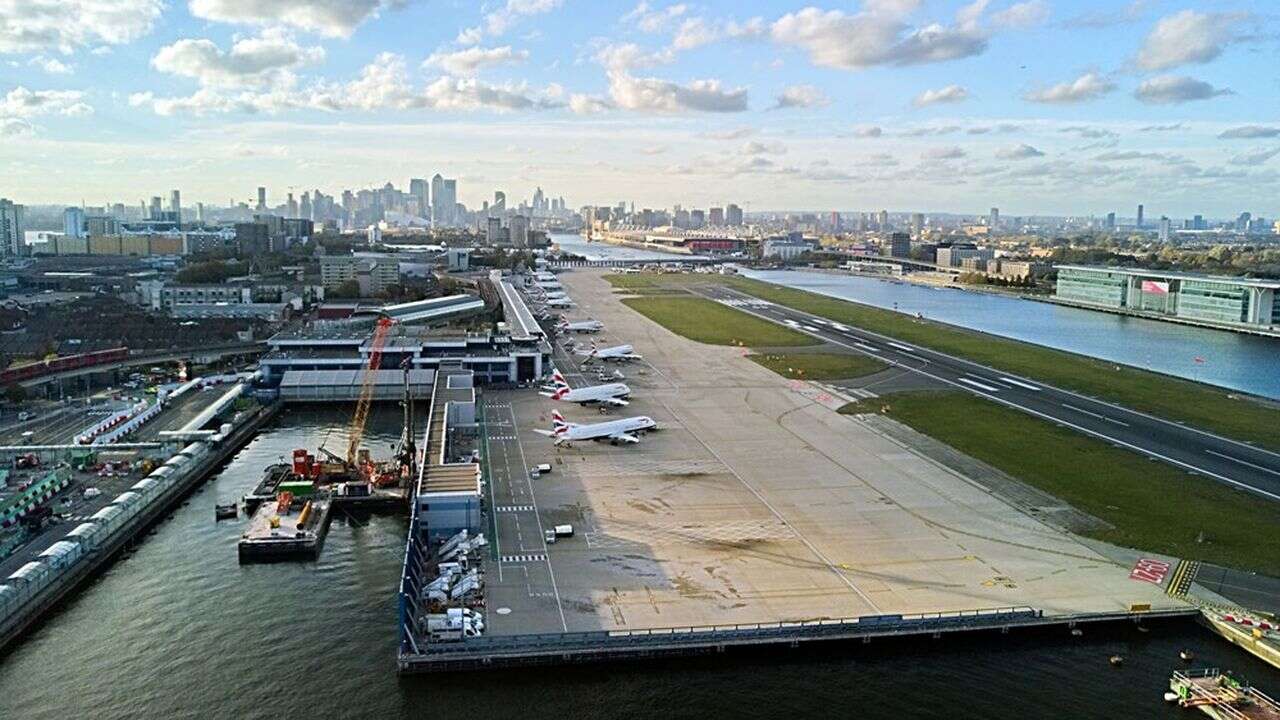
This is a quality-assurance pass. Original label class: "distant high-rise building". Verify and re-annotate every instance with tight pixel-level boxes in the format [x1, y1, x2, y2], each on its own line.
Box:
[877, 209, 889, 229]
[196, 202, 205, 223]
[111, 203, 125, 219]
[410, 177, 428, 212]
[1193, 214, 1204, 230]
[286, 193, 298, 219]
[1236, 212, 1251, 232]
[300, 191, 312, 221]
[435, 177, 457, 226]
[492, 191, 506, 215]
[509, 214, 529, 247]
[911, 212, 925, 234]
[727, 203, 744, 226]
[0, 198, 24, 257]
[63, 207, 86, 238]
[257, 187, 267, 212]
[1106, 212, 1116, 230]
[486, 216, 503, 245]
[1159, 216, 1171, 242]
[532, 187, 545, 212]
[989, 207, 999, 229]
[1136, 204, 1144, 228]
[709, 207, 725, 225]
[169, 189, 181, 221]
[885, 232, 911, 258]
[690, 209, 704, 228]
[149, 196, 163, 220]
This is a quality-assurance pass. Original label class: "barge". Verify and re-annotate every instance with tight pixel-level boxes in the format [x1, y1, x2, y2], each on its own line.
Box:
[237, 488, 332, 563]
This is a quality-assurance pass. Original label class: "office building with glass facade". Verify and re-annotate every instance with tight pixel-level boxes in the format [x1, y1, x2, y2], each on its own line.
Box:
[1054, 265, 1280, 332]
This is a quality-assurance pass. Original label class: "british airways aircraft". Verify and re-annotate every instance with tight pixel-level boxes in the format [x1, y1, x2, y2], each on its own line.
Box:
[535, 410, 656, 446]
[540, 370, 630, 409]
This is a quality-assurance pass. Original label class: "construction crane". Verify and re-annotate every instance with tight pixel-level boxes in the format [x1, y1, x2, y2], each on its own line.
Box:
[346, 316, 395, 467]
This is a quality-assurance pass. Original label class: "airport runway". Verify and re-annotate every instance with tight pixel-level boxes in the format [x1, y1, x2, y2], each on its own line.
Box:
[696, 285, 1280, 502]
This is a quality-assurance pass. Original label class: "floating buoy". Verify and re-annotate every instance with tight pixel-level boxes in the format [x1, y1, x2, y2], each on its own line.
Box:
[1071, 628, 1083, 637]
[1179, 649, 1194, 661]
[1109, 655, 1124, 666]
[1163, 692, 1179, 703]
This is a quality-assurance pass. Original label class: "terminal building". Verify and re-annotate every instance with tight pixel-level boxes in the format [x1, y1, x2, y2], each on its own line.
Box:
[1055, 265, 1280, 331]
[261, 290, 551, 386]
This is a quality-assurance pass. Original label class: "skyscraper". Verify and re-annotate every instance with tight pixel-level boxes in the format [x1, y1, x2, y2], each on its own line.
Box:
[257, 187, 267, 211]
[64, 207, 85, 238]
[1159, 217, 1171, 242]
[509, 214, 529, 247]
[441, 179, 457, 224]
[286, 193, 298, 219]
[196, 202, 205, 223]
[1106, 212, 1116, 230]
[709, 207, 724, 225]
[410, 178, 428, 209]
[911, 212, 925, 233]
[726, 203, 743, 226]
[877, 210, 889, 229]
[1, 198, 25, 257]
[1136, 204, 1144, 228]
[149, 196, 162, 220]
[492, 191, 506, 215]
[170, 189, 181, 222]
[989, 207, 999, 229]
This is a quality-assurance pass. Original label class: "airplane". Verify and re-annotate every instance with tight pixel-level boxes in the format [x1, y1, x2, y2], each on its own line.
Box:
[540, 370, 630, 409]
[542, 290, 568, 300]
[578, 340, 642, 363]
[534, 271, 557, 281]
[543, 296, 575, 308]
[535, 409, 656, 446]
[558, 319, 603, 334]
[535, 279, 563, 289]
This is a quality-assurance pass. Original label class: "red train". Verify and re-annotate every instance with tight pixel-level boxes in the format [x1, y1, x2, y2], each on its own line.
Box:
[1, 347, 129, 385]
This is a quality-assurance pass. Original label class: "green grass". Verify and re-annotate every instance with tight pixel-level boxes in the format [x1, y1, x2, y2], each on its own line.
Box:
[749, 353, 887, 380]
[620, 296, 817, 347]
[604, 272, 1280, 451]
[844, 391, 1280, 576]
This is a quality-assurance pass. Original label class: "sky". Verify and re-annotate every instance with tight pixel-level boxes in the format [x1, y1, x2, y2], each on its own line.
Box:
[0, 0, 1277, 219]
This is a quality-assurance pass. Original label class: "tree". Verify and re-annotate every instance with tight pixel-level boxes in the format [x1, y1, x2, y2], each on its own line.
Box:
[328, 280, 361, 299]
[4, 384, 26, 405]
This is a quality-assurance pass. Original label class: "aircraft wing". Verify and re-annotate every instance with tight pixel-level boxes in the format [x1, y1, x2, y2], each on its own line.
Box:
[608, 432, 640, 444]
[533, 429, 556, 437]
[602, 397, 629, 407]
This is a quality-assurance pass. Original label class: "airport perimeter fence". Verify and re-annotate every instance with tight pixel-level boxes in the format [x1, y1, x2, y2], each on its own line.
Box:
[404, 607, 1044, 659]
[398, 499, 429, 656]
[0, 442, 209, 634]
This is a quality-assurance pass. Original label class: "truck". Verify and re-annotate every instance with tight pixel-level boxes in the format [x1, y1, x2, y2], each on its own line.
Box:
[530, 463, 552, 477]
[425, 611, 483, 642]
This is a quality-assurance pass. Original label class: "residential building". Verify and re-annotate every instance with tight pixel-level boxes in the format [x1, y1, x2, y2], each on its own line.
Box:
[708, 207, 725, 226]
[64, 207, 86, 238]
[884, 232, 911, 258]
[726, 203, 743, 226]
[320, 255, 400, 296]
[935, 244, 993, 268]
[1055, 265, 1280, 330]
[0, 199, 23, 257]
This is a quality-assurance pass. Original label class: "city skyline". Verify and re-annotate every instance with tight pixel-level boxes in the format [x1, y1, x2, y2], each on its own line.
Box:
[1, 1, 1278, 216]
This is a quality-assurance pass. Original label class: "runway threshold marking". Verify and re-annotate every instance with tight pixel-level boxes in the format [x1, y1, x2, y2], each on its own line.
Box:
[995, 376, 1041, 391]
[957, 377, 1001, 393]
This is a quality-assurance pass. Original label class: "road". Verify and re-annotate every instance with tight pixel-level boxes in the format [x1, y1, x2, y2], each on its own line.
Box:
[696, 285, 1280, 502]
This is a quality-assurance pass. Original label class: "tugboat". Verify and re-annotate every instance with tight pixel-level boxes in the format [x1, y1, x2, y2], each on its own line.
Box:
[214, 503, 238, 520]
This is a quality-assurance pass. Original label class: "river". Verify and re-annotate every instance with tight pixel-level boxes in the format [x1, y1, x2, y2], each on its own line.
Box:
[550, 234, 1280, 400]
[2, 409, 1277, 719]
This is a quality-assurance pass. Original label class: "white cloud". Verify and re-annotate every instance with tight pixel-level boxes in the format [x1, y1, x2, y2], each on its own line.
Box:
[1219, 126, 1280, 140]
[188, 0, 397, 38]
[623, 2, 688, 33]
[1023, 72, 1115, 103]
[593, 42, 675, 73]
[726, 17, 767, 39]
[133, 52, 563, 116]
[0, 86, 92, 118]
[672, 18, 720, 50]
[772, 84, 829, 109]
[485, 0, 563, 37]
[568, 94, 613, 114]
[1134, 10, 1248, 71]
[702, 126, 755, 140]
[921, 146, 966, 160]
[28, 56, 73, 74]
[0, 0, 162, 54]
[607, 72, 747, 113]
[424, 46, 528, 76]
[152, 30, 324, 89]
[1133, 75, 1232, 104]
[1227, 147, 1280, 167]
[456, 26, 483, 46]
[0, 117, 34, 136]
[770, 7, 988, 70]
[912, 84, 967, 107]
[995, 143, 1044, 159]
[742, 140, 787, 155]
[852, 125, 883, 138]
[991, 0, 1049, 29]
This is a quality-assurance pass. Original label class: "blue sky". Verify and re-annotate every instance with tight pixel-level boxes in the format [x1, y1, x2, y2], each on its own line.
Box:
[1, 0, 1277, 218]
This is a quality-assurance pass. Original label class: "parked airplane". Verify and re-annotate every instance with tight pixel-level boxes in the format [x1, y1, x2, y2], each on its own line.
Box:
[543, 297, 575, 308]
[540, 370, 629, 408]
[542, 290, 568, 299]
[535, 409, 656, 445]
[558, 319, 603, 333]
[535, 279, 562, 289]
[578, 340, 642, 362]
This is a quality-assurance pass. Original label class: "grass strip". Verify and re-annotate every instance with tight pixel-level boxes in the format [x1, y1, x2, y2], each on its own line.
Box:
[606, 273, 1280, 451]
[619, 296, 817, 347]
[842, 391, 1280, 576]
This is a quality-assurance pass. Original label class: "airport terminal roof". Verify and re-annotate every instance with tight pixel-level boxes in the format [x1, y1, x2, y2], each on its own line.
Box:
[277, 369, 435, 389]
[492, 270, 544, 342]
[368, 294, 486, 324]
[419, 463, 481, 495]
